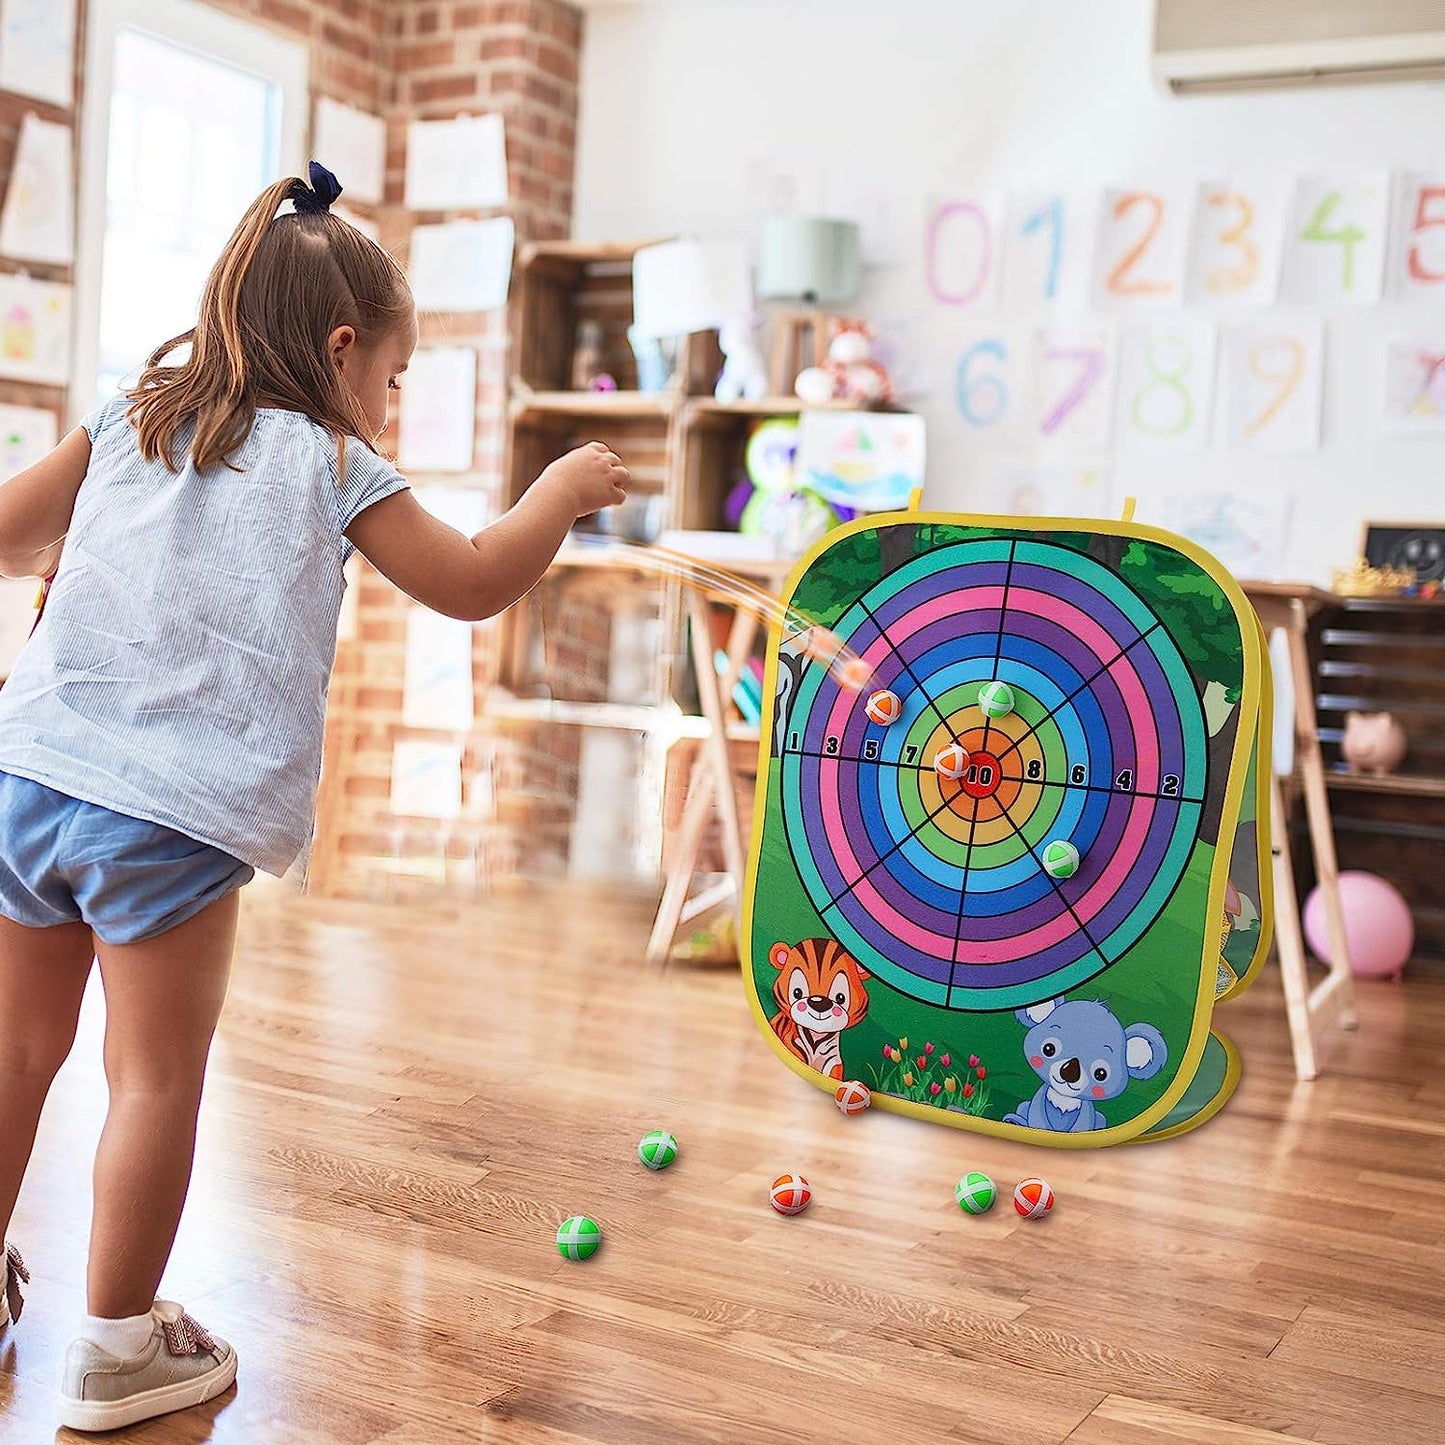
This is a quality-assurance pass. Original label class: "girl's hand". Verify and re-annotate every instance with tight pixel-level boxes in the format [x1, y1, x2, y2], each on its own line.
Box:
[540, 441, 629, 518]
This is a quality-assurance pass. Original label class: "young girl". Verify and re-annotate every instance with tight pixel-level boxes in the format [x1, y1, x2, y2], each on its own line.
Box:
[0, 163, 629, 1433]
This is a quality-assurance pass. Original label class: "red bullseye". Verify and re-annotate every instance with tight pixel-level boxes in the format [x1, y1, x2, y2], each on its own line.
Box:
[957, 750, 1002, 800]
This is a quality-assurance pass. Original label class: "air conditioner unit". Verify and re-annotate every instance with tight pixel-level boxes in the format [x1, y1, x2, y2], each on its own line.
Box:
[1154, 0, 1445, 95]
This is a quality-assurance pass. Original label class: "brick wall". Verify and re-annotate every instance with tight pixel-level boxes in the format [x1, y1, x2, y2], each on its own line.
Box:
[0, 0, 586, 898]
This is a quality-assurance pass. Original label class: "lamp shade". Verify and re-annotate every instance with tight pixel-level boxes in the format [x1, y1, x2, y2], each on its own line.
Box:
[756, 217, 862, 304]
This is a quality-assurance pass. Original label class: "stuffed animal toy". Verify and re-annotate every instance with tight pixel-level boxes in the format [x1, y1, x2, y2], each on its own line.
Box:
[794, 320, 895, 406]
[715, 314, 769, 403]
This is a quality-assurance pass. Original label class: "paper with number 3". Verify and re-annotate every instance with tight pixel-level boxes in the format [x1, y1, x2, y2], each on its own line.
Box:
[1222, 321, 1324, 454]
[1186, 182, 1287, 307]
[1286, 175, 1388, 305]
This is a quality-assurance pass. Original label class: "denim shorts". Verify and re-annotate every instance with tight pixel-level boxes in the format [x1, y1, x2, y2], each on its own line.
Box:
[0, 771, 254, 945]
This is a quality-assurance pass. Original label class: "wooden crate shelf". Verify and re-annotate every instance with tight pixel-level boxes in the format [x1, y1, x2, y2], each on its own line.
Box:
[1308, 594, 1445, 962]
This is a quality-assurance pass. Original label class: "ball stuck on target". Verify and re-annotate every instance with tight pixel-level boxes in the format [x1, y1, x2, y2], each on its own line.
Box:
[865, 689, 901, 726]
[978, 681, 1016, 718]
[934, 743, 969, 781]
[1041, 840, 1080, 880]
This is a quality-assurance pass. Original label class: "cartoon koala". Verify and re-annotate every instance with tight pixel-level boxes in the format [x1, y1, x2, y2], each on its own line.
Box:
[1001, 997, 1167, 1134]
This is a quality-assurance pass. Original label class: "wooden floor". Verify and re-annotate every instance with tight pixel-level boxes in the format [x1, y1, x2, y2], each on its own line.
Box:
[2, 879, 1442, 1444]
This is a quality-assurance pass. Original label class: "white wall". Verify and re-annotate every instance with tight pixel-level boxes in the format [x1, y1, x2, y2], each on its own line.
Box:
[575, 0, 1445, 584]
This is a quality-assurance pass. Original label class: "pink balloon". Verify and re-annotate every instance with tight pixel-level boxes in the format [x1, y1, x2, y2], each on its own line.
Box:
[1303, 871, 1414, 980]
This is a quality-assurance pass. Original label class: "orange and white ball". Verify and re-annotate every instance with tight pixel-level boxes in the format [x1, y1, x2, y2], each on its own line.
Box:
[835, 654, 875, 692]
[865, 689, 901, 726]
[1013, 1177, 1054, 1219]
[834, 1080, 871, 1115]
[770, 1174, 812, 1215]
[934, 743, 969, 781]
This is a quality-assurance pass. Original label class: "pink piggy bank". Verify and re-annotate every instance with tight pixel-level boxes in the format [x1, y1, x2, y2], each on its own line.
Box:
[1341, 711, 1407, 776]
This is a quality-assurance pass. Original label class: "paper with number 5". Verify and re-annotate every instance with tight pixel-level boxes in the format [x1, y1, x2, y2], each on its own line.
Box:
[1285, 175, 1388, 305]
[1222, 321, 1323, 454]
[1186, 183, 1286, 307]
[1092, 188, 1190, 309]
[1116, 321, 1217, 452]
[1031, 325, 1116, 446]
[1391, 175, 1445, 299]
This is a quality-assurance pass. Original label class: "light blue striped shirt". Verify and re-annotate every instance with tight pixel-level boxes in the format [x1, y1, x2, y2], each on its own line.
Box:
[0, 397, 408, 875]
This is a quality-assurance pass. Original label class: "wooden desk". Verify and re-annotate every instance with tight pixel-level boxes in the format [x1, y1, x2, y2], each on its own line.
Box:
[1243, 583, 1357, 1080]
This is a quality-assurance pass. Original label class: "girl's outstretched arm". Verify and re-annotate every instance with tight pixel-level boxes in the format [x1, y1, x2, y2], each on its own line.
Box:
[0, 427, 91, 579]
[346, 441, 629, 622]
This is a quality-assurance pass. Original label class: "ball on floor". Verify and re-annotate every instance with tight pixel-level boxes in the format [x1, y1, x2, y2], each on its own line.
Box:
[556, 1215, 602, 1259]
[637, 1129, 679, 1170]
[834, 1080, 871, 1115]
[770, 1174, 812, 1215]
[1303, 870, 1414, 980]
[955, 1171, 996, 1214]
[1013, 1177, 1054, 1219]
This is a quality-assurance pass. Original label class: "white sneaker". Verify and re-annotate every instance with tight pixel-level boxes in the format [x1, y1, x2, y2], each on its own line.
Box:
[1, 1241, 28, 1327]
[58, 1300, 237, 1433]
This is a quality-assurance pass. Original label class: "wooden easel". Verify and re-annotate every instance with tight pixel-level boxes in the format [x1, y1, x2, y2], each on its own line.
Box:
[647, 556, 793, 965]
[1244, 583, 1358, 1080]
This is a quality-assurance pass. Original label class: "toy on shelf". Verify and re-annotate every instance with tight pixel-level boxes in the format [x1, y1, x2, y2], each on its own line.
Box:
[723, 416, 853, 556]
[1341, 710, 1407, 776]
[714, 313, 769, 403]
[1304, 871, 1414, 980]
[1332, 558, 1417, 597]
[794, 320, 895, 407]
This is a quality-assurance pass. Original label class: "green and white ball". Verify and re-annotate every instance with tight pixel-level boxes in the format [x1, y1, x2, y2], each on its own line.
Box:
[978, 681, 1016, 718]
[1042, 840, 1080, 880]
[638, 1129, 679, 1170]
[956, 1171, 997, 1215]
[556, 1215, 602, 1260]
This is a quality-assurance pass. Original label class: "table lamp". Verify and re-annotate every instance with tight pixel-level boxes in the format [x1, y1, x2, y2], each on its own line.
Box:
[757, 217, 862, 396]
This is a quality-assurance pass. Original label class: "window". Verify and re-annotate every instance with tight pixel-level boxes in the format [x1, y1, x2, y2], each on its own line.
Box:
[74, 0, 308, 416]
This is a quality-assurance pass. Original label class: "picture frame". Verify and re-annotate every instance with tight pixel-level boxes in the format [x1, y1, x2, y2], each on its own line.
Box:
[1360, 521, 1445, 583]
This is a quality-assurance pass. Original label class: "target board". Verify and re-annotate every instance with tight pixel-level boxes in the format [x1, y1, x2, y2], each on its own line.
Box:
[744, 515, 1273, 1147]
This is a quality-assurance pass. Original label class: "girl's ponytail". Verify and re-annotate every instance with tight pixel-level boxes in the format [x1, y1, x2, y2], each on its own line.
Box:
[127, 166, 412, 474]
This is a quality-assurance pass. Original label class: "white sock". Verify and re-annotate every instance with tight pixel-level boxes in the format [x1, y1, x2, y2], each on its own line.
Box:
[82, 1311, 155, 1358]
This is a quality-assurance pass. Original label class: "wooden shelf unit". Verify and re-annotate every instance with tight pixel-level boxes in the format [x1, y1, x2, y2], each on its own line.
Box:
[1309, 594, 1445, 961]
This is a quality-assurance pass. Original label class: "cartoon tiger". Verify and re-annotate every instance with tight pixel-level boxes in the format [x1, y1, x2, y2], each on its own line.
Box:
[768, 938, 870, 1081]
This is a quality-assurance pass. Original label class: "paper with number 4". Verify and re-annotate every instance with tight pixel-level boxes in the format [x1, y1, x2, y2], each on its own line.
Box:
[1286, 176, 1387, 305]
[1222, 322, 1323, 454]
[1116, 322, 1217, 452]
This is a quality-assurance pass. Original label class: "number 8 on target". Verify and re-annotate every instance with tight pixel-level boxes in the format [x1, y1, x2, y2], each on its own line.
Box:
[743, 508, 1274, 1148]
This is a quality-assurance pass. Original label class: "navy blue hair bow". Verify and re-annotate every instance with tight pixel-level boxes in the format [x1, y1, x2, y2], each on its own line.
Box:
[290, 161, 344, 214]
